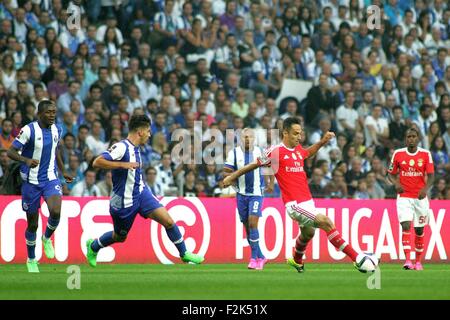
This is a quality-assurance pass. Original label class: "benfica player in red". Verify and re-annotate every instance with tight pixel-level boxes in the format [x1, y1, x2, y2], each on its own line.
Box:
[388, 128, 435, 271]
[224, 117, 361, 273]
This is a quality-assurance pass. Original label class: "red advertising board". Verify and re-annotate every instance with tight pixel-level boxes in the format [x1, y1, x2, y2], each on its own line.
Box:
[0, 196, 448, 264]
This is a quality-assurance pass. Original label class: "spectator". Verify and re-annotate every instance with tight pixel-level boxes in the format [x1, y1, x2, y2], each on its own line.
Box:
[70, 169, 101, 196]
[96, 170, 113, 197]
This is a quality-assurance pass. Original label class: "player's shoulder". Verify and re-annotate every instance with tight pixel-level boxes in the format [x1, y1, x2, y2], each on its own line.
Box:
[417, 147, 432, 155]
[393, 147, 408, 157]
[108, 140, 128, 152]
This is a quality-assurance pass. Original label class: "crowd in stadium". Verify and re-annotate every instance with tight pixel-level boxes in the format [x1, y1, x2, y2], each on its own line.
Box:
[0, 0, 449, 199]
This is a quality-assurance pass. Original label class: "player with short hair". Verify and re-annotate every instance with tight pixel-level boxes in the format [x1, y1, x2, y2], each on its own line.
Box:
[224, 117, 361, 273]
[224, 128, 274, 270]
[388, 127, 435, 270]
[86, 114, 204, 266]
[7, 100, 75, 273]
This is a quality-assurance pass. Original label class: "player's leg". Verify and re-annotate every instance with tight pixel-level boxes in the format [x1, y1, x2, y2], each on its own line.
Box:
[140, 189, 204, 264]
[314, 214, 359, 262]
[237, 195, 257, 269]
[22, 182, 41, 272]
[288, 200, 358, 263]
[397, 197, 414, 269]
[412, 198, 430, 271]
[41, 181, 64, 259]
[86, 208, 137, 267]
[287, 226, 315, 273]
[247, 197, 266, 269]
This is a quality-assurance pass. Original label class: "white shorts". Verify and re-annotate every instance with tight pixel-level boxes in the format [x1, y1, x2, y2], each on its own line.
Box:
[286, 199, 318, 228]
[396, 196, 431, 227]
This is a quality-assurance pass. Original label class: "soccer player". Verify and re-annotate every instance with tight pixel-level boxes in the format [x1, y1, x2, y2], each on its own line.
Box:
[388, 128, 434, 270]
[7, 100, 75, 273]
[223, 128, 274, 270]
[224, 117, 361, 273]
[86, 114, 204, 266]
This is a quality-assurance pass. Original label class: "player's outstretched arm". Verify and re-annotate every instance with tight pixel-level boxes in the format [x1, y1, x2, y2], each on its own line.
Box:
[93, 155, 139, 170]
[306, 131, 335, 158]
[223, 162, 260, 187]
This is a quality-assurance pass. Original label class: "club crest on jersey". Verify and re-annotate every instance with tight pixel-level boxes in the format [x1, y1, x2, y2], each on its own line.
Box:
[418, 159, 423, 167]
[409, 159, 415, 166]
[292, 153, 297, 160]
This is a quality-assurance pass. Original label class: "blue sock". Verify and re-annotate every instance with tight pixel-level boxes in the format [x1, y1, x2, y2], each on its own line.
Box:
[91, 231, 115, 253]
[249, 228, 260, 260]
[257, 245, 265, 259]
[166, 225, 187, 256]
[44, 217, 60, 239]
[25, 230, 36, 260]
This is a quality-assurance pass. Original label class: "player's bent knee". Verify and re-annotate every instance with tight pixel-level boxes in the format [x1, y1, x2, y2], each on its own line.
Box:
[113, 233, 127, 242]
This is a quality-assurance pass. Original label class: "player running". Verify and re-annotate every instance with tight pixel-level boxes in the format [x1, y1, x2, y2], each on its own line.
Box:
[223, 128, 274, 270]
[7, 100, 75, 273]
[224, 117, 362, 273]
[388, 128, 435, 271]
[86, 114, 204, 266]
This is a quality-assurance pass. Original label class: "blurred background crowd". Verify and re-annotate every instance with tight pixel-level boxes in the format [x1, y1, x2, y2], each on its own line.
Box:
[0, 0, 449, 199]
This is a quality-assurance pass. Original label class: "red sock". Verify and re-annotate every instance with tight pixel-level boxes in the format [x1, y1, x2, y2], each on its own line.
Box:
[402, 231, 411, 260]
[293, 236, 309, 264]
[415, 233, 424, 262]
[327, 228, 358, 262]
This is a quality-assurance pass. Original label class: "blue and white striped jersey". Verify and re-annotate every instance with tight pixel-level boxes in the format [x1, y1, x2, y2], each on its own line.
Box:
[12, 121, 62, 185]
[101, 139, 147, 209]
[225, 146, 265, 196]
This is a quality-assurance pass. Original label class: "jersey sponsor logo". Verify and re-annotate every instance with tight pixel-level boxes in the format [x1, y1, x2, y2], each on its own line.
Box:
[409, 159, 415, 166]
[286, 166, 304, 172]
[401, 171, 424, 177]
[418, 159, 424, 167]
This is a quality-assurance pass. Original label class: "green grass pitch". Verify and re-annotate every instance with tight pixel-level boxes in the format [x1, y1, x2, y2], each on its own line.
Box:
[1, 263, 450, 300]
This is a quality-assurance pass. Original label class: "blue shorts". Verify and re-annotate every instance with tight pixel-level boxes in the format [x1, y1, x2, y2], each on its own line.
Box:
[21, 180, 62, 213]
[110, 188, 163, 237]
[236, 194, 263, 223]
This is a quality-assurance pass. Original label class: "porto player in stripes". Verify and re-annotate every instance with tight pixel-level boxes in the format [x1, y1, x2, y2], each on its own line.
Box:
[224, 128, 274, 270]
[7, 100, 75, 273]
[86, 114, 204, 266]
[388, 128, 435, 271]
[224, 117, 361, 273]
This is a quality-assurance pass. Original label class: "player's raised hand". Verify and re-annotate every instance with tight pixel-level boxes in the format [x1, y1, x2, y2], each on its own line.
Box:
[123, 162, 140, 170]
[321, 131, 336, 144]
[25, 159, 40, 168]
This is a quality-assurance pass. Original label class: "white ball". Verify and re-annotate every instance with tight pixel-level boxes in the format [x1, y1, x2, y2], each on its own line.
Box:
[355, 253, 379, 273]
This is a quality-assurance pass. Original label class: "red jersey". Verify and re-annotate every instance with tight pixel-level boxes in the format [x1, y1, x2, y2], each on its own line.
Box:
[388, 147, 434, 198]
[257, 143, 311, 204]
